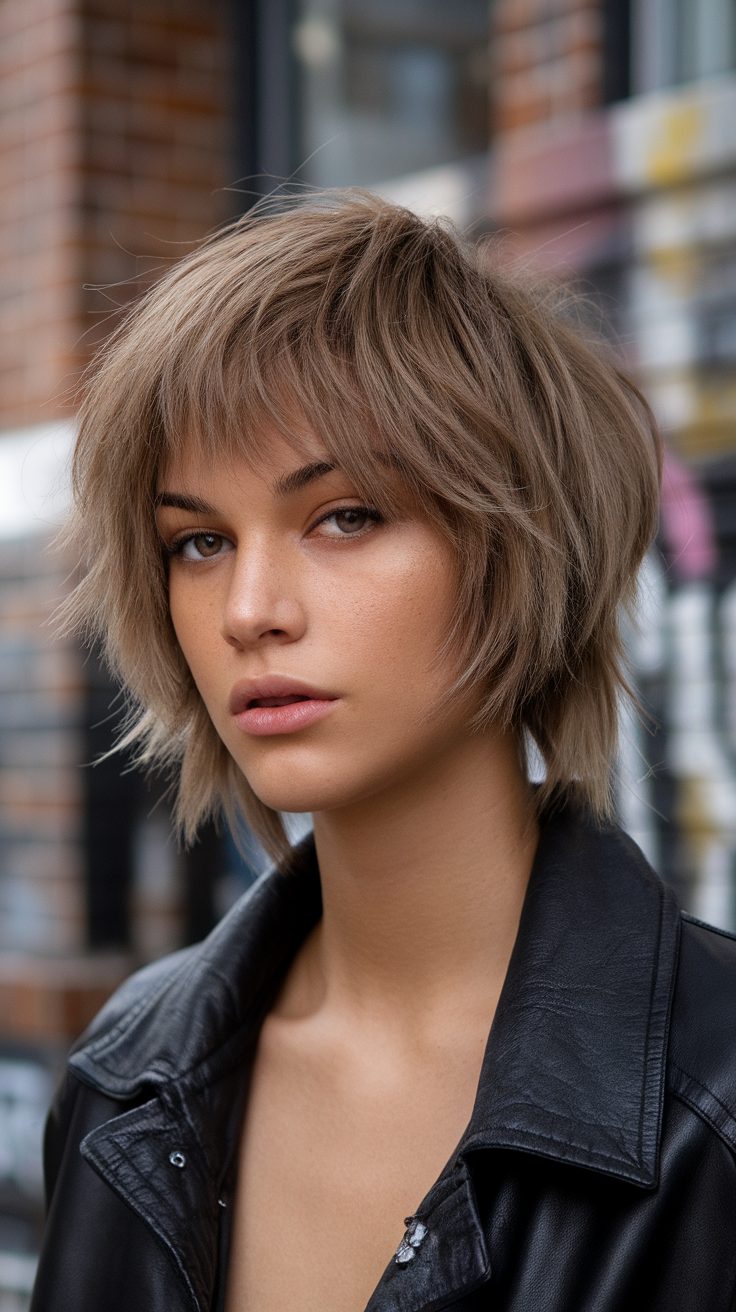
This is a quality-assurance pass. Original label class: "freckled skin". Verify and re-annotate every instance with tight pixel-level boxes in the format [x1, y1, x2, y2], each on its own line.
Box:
[161, 437, 466, 819]
[157, 432, 537, 1312]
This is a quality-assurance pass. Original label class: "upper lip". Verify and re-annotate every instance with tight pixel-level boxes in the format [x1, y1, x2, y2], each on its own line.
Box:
[229, 676, 338, 715]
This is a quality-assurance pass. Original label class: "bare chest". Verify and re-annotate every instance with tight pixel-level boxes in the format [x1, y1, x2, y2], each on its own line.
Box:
[224, 1020, 485, 1312]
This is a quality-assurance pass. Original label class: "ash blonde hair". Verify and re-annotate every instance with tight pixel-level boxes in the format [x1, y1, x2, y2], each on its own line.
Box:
[63, 192, 660, 862]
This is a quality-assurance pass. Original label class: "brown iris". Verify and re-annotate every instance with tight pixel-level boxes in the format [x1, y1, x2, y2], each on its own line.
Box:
[192, 533, 222, 557]
[333, 509, 370, 534]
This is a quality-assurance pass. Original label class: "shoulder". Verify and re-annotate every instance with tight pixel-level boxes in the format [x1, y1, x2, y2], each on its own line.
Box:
[668, 912, 736, 1151]
[671, 912, 736, 1053]
[68, 862, 282, 1065]
[69, 945, 200, 1057]
[66, 844, 322, 1099]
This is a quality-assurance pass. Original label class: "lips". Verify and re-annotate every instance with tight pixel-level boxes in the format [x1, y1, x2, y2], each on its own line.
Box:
[229, 676, 339, 737]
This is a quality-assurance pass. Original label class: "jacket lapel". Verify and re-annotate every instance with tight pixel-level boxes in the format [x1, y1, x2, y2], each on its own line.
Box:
[361, 810, 682, 1312]
[69, 841, 322, 1310]
[69, 842, 322, 1100]
[459, 807, 681, 1186]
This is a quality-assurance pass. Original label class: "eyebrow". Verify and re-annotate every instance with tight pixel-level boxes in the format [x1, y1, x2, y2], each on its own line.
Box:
[273, 461, 336, 498]
[155, 461, 337, 515]
[155, 492, 216, 514]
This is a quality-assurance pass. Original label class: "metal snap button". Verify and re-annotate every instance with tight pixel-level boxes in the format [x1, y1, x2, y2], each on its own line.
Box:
[395, 1216, 428, 1264]
[169, 1150, 186, 1168]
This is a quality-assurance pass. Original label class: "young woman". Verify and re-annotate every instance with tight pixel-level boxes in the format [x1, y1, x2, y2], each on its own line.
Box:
[31, 195, 736, 1312]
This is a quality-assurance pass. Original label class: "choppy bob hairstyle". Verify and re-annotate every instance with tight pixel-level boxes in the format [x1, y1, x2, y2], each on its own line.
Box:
[63, 191, 661, 863]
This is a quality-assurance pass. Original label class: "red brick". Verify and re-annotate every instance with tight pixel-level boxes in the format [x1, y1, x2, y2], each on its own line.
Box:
[0, 0, 232, 431]
[0, 951, 132, 1040]
[492, 0, 602, 134]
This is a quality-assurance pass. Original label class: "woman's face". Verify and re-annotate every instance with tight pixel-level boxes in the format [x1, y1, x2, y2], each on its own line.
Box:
[156, 431, 474, 817]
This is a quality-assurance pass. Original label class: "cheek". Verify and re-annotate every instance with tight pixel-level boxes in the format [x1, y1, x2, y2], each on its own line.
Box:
[168, 585, 196, 663]
[168, 580, 223, 687]
[327, 540, 457, 685]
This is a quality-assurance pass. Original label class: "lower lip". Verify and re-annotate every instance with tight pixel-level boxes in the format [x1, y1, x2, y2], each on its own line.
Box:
[233, 698, 339, 736]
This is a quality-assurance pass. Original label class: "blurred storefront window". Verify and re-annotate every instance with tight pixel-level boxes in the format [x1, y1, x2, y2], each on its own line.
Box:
[0, 1050, 53, 1310]
[293, 0, 489, 187]
[634, 0, 736, 93]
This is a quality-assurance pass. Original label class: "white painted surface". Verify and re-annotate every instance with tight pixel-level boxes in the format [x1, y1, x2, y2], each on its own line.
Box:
[612, 72, 736, 191]
[0, 1252, 37, 1296]
[0, 422, 74, 542]
[0, 1060, 51, 1201]
[692, 839, 735, 927]
[618, 552, 667, 870]
[372, 157, 487, 229]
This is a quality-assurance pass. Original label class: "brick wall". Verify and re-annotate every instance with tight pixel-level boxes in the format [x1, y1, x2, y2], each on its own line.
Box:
[488, 0, 615, 274]
[0, 0, 234, 1040]
[0, 0, 81, 429]
[0, 0, 233, 430]
[492, 0, 603, 135]
[78, 0, 234, 355]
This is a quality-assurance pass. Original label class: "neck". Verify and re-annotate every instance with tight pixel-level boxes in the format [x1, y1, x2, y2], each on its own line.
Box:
[305, 729, 537, 1021]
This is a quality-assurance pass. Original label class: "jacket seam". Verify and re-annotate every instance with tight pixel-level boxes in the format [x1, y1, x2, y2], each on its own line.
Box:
[680, 911, 736, 942]
[669, 1060, 736, 1126]
[641, 885, 680, 1181]
[461, 1124, 646, 1179]
[76, 964, 290, 1100]
[636, 881, 666, 1173]
[668, 1061, 736, 1154]
[74, 960, 193, 1060]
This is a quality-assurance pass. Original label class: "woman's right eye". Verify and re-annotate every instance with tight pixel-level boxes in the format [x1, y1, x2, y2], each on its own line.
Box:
[172, 533, 232, 561]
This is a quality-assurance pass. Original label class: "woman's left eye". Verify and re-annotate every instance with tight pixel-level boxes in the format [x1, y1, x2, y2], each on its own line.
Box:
[314, 507, 381, 538]
[174, 533, 232, 561]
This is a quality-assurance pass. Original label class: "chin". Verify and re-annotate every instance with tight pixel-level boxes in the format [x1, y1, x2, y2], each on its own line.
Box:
[235, 749, 379, 818]
[244, 775, 355, 816]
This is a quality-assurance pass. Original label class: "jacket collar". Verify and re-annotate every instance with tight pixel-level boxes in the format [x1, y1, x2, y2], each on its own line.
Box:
[458, 806, 680, 1187]
[70, 857, 324, 1312]
[71, 806, 681, 1310]
[70, 844, 324, 1099]
[72, 803, 681, 1190]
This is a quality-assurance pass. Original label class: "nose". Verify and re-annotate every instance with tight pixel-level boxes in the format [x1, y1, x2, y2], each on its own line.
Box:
[221, 539, 307, 650]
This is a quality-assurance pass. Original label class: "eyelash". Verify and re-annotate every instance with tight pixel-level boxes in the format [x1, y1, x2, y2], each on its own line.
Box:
[166, 533, 229, 561]
[310, 505, 384, 537]
[166, 504, 384, 559]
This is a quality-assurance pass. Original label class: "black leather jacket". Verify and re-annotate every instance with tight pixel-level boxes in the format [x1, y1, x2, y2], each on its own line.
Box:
[30, 806, 736, 1311]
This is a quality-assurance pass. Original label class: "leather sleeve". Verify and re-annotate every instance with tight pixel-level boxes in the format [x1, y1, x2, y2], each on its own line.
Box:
[42, 1070, 82, 1212]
